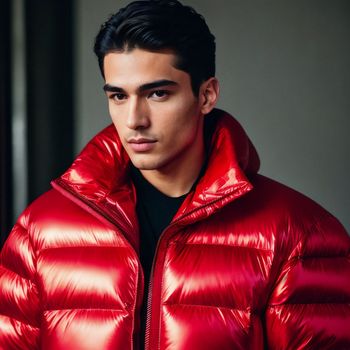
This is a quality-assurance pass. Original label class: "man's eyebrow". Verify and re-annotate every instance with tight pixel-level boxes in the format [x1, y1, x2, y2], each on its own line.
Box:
[103, 79, 178, 94]
[103, 84, 125, 93]
[138, 79, 178, 92]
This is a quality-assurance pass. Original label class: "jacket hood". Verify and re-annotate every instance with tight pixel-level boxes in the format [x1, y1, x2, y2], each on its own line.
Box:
[52, 109, 260, 244]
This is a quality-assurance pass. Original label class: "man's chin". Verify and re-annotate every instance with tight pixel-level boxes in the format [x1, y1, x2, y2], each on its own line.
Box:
[129, 158, 161, 171]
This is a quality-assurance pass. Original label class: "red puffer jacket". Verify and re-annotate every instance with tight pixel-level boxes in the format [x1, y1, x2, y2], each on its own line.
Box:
[0, 110, 349, 349]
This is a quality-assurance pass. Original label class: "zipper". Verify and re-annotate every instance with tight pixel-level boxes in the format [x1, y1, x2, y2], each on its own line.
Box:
[144, 221, 179, 350]
[51, 179, 144, 349]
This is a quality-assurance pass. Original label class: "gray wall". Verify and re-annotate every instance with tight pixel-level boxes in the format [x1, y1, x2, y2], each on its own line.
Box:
[75, 0, 350, 231]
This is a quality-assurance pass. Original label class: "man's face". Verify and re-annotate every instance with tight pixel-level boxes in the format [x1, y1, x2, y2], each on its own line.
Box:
[103, 49, 205, 174]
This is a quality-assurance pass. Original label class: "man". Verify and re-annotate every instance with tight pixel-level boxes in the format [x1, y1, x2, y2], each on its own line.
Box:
[0, 0, 349, 349]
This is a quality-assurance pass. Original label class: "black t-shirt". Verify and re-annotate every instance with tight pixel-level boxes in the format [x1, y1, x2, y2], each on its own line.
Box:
[130, 166, 187, 347]
[131, 166, 187, 283]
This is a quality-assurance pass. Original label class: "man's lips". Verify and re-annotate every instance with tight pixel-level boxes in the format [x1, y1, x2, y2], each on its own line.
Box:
[127, 138, 157, 152]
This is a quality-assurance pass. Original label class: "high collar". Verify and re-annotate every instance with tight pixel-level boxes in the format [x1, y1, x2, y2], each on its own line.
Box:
[52, 109, 260, 246]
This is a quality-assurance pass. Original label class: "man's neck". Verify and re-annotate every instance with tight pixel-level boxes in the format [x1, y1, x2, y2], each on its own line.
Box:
[139, 145, 205, 198]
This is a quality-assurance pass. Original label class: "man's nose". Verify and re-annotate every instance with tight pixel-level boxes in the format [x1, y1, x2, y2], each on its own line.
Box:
[126, 97, 150, 129]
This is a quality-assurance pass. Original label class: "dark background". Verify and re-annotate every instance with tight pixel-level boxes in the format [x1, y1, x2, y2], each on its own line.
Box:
[1, 0, 74, 245]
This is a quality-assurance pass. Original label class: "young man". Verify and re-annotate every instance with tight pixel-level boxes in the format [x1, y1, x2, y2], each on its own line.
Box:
[0, 0, 349, 349]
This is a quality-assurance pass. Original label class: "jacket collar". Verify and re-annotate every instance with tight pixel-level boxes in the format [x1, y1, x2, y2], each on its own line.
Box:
[52, 109, 259, 243]
[173, 109, 259, 225]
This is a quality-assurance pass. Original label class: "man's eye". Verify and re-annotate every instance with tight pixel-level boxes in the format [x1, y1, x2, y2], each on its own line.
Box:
[150, 90, 169, 99]
[111, 93, 126, 101]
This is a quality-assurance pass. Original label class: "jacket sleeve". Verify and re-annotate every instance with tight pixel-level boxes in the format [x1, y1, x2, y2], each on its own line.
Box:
[265, 214, 350, 350]
[0, 214, 41, 349]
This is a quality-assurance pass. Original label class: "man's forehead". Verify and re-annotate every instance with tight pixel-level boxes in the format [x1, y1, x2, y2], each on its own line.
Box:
[103, 49, 190, 90]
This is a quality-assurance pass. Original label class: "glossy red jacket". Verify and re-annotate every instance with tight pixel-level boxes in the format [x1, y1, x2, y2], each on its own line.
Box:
[0, 110, 349, 349]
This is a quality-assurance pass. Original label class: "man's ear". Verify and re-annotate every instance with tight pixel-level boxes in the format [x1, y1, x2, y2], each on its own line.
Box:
[200, 77, 220, 115]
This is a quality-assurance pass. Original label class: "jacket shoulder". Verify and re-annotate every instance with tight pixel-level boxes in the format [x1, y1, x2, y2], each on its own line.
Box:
[18, 188, 86, 229]
[250, 174, 334, 215]
[16, 188, 120, 251]
[227, 173, 349, 257]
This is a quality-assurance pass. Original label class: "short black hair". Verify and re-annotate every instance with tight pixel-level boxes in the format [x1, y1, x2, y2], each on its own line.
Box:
[94, 0, 216, 95]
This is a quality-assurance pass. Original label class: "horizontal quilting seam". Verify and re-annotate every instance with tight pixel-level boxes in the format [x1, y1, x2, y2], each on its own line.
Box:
[0, 310, 39, 327]
[163, 302, 250, 312]
[267, 302, 350, 306]
[38, 245, 129, 252]
[174, 242, 273, 252]
[0, 264, 33, 283]
[43, 307, 127, 312]
[296, 255, 349, 260]
[0, 314, 40, 329]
